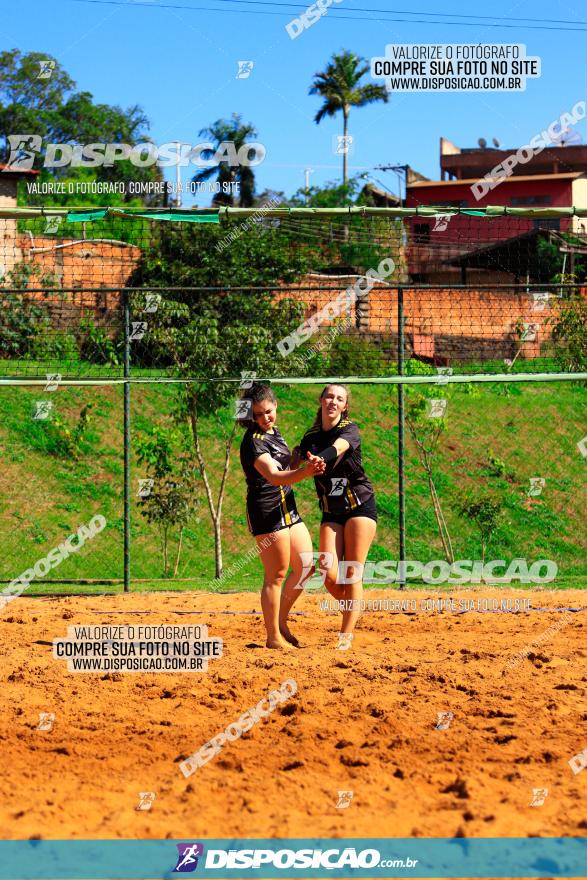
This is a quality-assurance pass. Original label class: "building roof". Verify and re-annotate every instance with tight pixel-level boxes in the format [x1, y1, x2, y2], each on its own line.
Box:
[360, 183, 401, 207]
[0, 163, 39, 176]
[408, 172, 584, 188]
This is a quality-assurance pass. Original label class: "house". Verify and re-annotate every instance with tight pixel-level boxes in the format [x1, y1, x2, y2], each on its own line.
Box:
[403, 135, 587, 284]
[0, 163, 39, 278]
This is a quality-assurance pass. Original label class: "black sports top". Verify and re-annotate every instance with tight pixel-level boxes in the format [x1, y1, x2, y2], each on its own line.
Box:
[240, 426, 294, 511]
[299, 418, 374, 515]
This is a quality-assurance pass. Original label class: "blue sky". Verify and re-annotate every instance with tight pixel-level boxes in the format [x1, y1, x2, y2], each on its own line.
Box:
[2, 0, 586, 205]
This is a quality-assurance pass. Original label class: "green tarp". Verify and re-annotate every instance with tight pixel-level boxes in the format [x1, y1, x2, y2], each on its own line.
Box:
[65, 208, 219, 223]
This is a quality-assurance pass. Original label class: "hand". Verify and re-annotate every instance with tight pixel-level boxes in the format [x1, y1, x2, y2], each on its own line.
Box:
[306, 451, 326, 475]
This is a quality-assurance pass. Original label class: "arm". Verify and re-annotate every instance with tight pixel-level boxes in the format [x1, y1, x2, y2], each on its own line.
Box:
[306, 437, 350, 468]
[254, 452, 325, 486]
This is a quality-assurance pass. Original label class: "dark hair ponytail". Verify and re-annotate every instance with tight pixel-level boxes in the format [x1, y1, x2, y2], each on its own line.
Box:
[238, 383, 277, 429]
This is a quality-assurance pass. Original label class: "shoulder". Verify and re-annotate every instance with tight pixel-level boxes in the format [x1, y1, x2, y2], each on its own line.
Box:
[241, 428, 265, 448]
[302, 425, 321, 439]
[335, 419, 360, 445]
[337, 418, 358, 432]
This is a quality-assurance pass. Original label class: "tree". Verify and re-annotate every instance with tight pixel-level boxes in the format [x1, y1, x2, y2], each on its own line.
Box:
[0, 49, 163, 204]
[548, 292, 587, 373]
[309, 51, 388, 186]
[136, 426, 199, 577]
[192, 113, 259, 208]
[134, 229, 312, 576]
[290, 173, 366, 208]
[403, 360, 456, 563]
[457, 494, 504, 563]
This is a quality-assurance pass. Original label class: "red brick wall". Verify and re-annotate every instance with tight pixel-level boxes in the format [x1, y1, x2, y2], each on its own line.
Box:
[18, 234, 141, 299]
[274, 276, 586, 362]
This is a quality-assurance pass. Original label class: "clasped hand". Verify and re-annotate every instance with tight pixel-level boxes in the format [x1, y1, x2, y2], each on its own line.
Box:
[305, 451, 327, 476]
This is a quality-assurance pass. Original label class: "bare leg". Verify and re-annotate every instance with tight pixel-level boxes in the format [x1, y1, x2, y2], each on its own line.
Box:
[256, 530, 294, 650]
[319, 523, 345, 600]
[279, 522, 313, 646]
[339, 517, 377, 636]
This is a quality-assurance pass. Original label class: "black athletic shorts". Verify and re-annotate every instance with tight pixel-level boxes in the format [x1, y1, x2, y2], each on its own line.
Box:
[321, 494, 378, 526]
[246, 492, 303, 537]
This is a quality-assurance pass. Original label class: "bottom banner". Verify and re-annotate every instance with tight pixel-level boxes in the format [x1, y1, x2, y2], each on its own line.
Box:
[0, 838, 586, 879]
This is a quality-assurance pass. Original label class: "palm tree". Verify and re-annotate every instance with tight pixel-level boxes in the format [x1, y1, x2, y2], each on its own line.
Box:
[310, 51, 389, 187]
[192, 113, 258, 207]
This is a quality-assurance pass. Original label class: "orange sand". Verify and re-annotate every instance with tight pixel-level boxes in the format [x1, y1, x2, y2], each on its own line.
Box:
[1, 588, 586, 844]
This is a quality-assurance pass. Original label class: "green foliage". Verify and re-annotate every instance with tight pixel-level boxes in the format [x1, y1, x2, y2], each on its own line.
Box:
[136, 425, 199, 576]
[28, 322, 79, 362]
[535, 235, 587, 283]
[456, 492, 505, 560]
[0, 263, 60, 358]
[135, 220, 320, 290]
[192, 113, 259, 208]
[0, 292, 44, 357]
[291, 174, 367, 208]
[0, 49, 162, 205]
[309, 50, 389, 184]
[78, 318, 121, 367]
[45, 404, 93, 459]
[481, 453, 508, 479]
[329, 330, 385, 375]
[548, 293, 587, 372]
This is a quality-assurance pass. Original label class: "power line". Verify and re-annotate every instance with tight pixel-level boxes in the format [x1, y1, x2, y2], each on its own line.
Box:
[66, 0, 587, 31]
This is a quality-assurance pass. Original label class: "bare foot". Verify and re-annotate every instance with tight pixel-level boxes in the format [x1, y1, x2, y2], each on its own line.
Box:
[266, 637, 295, 650]
[279, 623, 300, 647]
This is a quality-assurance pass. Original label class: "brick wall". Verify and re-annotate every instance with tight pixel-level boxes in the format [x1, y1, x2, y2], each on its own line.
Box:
[275, 276, 586, 363]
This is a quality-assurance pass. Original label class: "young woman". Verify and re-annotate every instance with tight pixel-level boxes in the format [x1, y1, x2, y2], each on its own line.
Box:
[239, 383, 325, 650]
[299, 384, 377, 650]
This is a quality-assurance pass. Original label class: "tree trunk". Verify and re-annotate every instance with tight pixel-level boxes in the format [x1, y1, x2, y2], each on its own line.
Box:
[162, 526, 169, 576]
[408, 420, 454, 564]
[173, 527, 183, 578]
[187, 390, 239, 579]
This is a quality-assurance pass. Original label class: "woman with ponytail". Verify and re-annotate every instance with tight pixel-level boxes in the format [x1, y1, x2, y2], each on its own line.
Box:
[298, 384, 377, 650]
[238, 383, 325, 650]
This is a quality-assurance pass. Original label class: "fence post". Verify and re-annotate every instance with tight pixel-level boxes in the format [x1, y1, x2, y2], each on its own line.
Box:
[123, 288, 131, 593]
[397, 285, 406, 589]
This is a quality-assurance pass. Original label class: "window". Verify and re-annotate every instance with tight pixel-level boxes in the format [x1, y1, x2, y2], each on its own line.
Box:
[511, 195, 552, 206]
[533, 218, 560, 230]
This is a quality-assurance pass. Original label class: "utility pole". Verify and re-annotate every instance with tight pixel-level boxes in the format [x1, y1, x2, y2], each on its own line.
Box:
[375, 163, 409, 206]
[175, 141, 182, 208]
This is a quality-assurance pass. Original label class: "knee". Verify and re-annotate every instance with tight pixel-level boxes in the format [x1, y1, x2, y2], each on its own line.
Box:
[263, 569, 288, 588]
[293, 563, 315, 588]
[322, 571, 339, 592]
